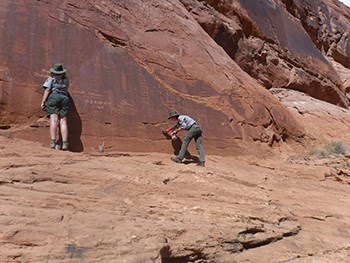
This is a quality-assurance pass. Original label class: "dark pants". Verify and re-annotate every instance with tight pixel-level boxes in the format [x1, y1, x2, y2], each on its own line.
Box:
[178, 124, 205, 163]
[46, 92, 70, 117]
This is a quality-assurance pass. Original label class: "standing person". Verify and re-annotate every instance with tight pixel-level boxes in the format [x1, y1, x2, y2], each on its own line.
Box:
[40, 63, 70, 150]
[167, 110, 205, 166]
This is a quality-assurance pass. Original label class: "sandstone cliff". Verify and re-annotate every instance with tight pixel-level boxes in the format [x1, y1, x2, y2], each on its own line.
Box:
[1, 0, 348, 153]
[0, 1, 350, 262]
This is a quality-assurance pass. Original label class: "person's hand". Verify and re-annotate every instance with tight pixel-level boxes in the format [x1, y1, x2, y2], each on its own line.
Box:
[170, 130, 178, 139]
[170, 130, 178, 136]
[40, 102, 46, 110]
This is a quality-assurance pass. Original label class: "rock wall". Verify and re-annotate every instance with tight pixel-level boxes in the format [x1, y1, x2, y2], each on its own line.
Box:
[182, 0, 349, 106]
[0, 0, 349, 153]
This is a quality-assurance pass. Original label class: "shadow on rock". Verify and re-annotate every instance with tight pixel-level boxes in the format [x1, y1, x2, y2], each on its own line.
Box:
[68, 94, 83, 152]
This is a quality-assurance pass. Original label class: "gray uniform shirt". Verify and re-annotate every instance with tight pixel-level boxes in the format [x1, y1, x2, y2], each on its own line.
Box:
[177, 115, 197, 130]
[43, 76, 69, 93]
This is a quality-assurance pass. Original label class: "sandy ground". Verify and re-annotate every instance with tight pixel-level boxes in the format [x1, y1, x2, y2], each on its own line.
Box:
[0, 90, 350, 262]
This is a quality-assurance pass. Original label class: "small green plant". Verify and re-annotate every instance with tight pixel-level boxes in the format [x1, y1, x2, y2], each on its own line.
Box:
[308, 147, 328, 159]
[325, 141, 346, 155]
[308, 141, 347, 159]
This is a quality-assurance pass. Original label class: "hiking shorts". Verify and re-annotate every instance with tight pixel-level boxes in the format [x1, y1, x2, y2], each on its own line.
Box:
[45, 92, 70, 117]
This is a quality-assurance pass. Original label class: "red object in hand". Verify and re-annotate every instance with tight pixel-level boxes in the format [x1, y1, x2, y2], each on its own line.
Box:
[164, 127, 171, 133]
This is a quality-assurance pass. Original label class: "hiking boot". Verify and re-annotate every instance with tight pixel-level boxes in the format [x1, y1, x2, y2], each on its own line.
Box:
[170, 156, 182, 164]
[62, 141, 69, 151]
[197, 162, 205, 167]
[50, 140, 56, 149]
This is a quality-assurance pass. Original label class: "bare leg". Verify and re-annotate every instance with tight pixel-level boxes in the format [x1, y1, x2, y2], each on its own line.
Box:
[50, 114, 59, 141]
[60, 117, 68, 142]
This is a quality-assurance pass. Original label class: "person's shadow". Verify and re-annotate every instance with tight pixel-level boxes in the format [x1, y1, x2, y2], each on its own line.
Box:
[67, 94, 83, 152]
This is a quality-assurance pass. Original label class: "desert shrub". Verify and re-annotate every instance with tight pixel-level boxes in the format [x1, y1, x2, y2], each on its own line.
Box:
[308, 141, 346, 159]
[324, 141, 346, 155]
[308, 148, 328, 159]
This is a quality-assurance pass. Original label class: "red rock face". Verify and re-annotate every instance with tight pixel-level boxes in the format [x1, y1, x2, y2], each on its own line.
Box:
[0, 0, 349, 153]
[183, 0, 349, 106]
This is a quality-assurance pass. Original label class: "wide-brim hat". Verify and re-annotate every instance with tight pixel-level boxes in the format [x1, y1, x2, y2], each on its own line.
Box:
[168, 110, 180, 119]
[50, 63, 67, 74]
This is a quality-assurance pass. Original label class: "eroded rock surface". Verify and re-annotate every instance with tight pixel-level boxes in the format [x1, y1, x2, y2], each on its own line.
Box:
[1, 1, 350, 262]
[183, 0, 350, 106]
[1, 0, 349, 153]
[0, 113, 349, 262]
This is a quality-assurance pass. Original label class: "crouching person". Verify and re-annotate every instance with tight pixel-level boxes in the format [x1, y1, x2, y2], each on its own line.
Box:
[167, 110, 205, 166]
